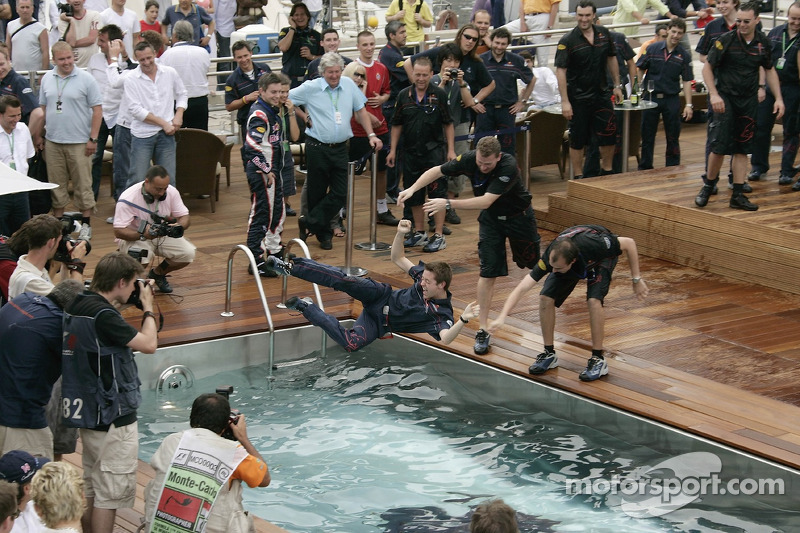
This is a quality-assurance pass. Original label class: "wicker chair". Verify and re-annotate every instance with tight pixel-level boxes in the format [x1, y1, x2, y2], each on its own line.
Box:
[174, 128, 225, 212]
[515, 110, 569, 180]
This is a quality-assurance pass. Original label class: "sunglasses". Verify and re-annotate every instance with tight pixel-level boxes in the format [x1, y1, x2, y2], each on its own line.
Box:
[463, 34, 479, 42]
[354, 72, 366, 78]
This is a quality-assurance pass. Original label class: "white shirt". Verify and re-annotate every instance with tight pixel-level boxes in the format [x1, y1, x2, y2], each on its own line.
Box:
[10, 502, 45, 533]
[105, 61, 135, 127]
[100, 7, 140, 60]
[526, 66, 560, 107]
[124, 64, 188, 138]
[84, 0, 108, 12]
[8, 255, 52, 299]
[7, 18, 46, 74]
[0, 122, 35, 176]
[158, 42, 211, 98]
[88, 52, 127, 127]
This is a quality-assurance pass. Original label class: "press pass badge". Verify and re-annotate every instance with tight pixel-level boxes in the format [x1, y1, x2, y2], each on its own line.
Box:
[777, 57, 786, 70]
[335, 111, 342, 124]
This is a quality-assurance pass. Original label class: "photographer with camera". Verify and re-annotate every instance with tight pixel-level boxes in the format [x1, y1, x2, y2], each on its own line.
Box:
[113, 164, 195, 294]
[61, 251, 157, 533]
[7, 214, 88, 299]
[144, 393, 270, 533]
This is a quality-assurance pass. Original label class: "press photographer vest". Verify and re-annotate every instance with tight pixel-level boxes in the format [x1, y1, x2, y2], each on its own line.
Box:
[61, 294, 141, 429]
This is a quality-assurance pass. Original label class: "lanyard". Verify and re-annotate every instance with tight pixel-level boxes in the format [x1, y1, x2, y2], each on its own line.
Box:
[326, 86, 339, 111]
[280, 107, 289, 150]
[55, 75, 71, 107]
[782, 30, 799, 58]
[4, 130, 14, 170]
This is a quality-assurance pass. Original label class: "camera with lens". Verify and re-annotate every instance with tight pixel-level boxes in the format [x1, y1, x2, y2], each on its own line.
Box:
[216, 386, 241, 441]
[53, 213, 92, 263]
[57, 2, 73, 16]
[147, 214, 184, 239]
[125, 278, 150, 310]
[448, 68, 460, 79]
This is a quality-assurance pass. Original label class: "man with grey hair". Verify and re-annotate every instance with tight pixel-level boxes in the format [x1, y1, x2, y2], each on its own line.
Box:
[159, 20, 211, 130]
[288, 52, 382, 250]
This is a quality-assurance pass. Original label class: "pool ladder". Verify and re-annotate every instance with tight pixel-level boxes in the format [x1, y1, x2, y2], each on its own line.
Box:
[222, 238, 327, 378]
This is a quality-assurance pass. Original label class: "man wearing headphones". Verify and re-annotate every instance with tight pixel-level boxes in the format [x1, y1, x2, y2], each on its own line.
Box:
[112, 165, 195, 293]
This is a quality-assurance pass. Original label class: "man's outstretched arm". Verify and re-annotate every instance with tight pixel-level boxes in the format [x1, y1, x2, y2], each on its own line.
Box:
[618, 237, 649, 300]
[391, 219, 415, 273]
[438, 301, 479, 345]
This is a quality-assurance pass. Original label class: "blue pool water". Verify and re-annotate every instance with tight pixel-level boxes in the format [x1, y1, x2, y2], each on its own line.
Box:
[137, 341, 799, 532]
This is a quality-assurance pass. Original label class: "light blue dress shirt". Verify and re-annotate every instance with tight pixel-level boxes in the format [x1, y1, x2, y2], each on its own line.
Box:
[289, 75, 367, 144]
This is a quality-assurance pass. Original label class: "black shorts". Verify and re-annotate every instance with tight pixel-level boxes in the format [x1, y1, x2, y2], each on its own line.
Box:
[569, 94, 617, 150]
[349, 132, 390, 171]
[402, 148, 447, 207]
[478, 207, 541, 278]
[540, 255, 618, 307]
[708, 93, 758, 155]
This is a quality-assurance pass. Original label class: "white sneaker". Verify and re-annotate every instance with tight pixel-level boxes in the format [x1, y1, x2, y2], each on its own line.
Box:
[78, 223, 92, 240]
[106, 216, 114, 224]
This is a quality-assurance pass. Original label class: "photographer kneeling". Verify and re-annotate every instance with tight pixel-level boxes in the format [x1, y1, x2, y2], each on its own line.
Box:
[144, 393, 271, 533]
[113, 165, 196, 293]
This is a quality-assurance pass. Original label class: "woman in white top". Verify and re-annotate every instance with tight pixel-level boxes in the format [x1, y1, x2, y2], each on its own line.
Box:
[6, 0, 49, 73]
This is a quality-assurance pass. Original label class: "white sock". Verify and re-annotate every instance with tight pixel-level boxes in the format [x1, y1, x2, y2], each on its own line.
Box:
[377, 199, 388, 213]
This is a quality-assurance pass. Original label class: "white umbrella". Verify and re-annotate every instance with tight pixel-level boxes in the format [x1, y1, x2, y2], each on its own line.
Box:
[0, 161, 58, 196]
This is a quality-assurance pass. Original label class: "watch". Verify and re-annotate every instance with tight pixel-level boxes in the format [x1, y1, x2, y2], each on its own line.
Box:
[446, 199, 452, 211]
[759, 84, 767, 89]
[632, 277, 641, 284]
[685, 104, 694, 108]
[88, 137, 98, 143]
[460, 316, 468, 324]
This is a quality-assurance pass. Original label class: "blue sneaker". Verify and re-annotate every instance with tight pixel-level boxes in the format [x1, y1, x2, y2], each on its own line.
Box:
[284, 296, 313, 311]
[422, 233, 446, 253]
[266, 255, 292, 276]
[579, 355, 609, 382]
[404, 231, 428, 247]
[529, 351, 558, 374]
[473, 329, 490, 355]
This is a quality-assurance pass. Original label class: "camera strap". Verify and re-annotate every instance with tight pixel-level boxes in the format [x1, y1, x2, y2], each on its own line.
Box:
[118, 198, 158, 221]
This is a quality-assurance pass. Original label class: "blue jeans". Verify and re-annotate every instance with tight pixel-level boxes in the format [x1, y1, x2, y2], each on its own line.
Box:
[112, 125, 132, 200]
[127, 130, 176, 188]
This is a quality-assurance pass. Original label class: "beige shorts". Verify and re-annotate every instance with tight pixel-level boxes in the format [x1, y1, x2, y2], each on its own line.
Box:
[0, 426, 53, 458]
[118, 237, 196, 265]
[80, 422, 138, 509]
[46, 140, 95, 211]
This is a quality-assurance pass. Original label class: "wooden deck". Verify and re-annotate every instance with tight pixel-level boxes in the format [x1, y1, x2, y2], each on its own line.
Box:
[59, 118, 800, 531]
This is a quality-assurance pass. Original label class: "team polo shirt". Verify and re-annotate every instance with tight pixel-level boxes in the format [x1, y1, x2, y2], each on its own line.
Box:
[765, 24, 800, 86]
[707, 29, 773, 97]
[378, 42, 409, 102]
[610, 31, 635, 88]
[479, 50, 533, 105]
[162, 4, 212, 46]
[636, 40, 693, 95]
[0, 70, 38, 119]
[696, 17, 737, 56]
[386, 262, 454, 340]
[530, 225, 622, 282]
[554, 24, 617, 102]
[224, 62, 272, 125]
[440, 151, 531, 216]
[278, 26, 322, 80]
[391, 83, 453, 154]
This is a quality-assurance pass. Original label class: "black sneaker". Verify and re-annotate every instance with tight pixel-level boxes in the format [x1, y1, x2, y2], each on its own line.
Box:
[792, 180, 800, 192]
[266, 255, 292, 276]
[729, 193, 758, 211]
[377, 210, 399, 226]
[779, 174, 794, 185]
[428, 218, 452, 235]
[284, 296, 312, 311]
[285, 204, 297, 216]
[695, 184, 714, 207]
[445, 208, 461, 225]
[529, 351, 558, 374]
[747, 170, 763, 181]
[729, 181, 753, 193]
[298, 215, 310, 241]
[473, 328, 491, 355]
[148, 269, 173, 293]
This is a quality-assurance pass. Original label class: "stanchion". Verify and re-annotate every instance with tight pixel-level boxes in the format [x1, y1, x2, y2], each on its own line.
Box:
[356, 150, 391, 251]
[522, 120, 531, 191]
[338, 161, 368, 277]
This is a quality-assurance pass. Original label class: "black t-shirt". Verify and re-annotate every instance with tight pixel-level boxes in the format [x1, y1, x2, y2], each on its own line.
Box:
[412, 46, 494, 97]
[279, 26, 323, 79]
[554, 24, 617, 102]
[707, 29, 772, 97]
[530, 225, 621, 281]
[392, 84, 453, 154]
[440, 151, 531, 216]
[765, 24, 800, 86]
[696, 17, 737, 56]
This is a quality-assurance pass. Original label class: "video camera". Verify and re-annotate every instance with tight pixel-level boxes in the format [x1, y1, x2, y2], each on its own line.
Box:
[216, 386, 241, 441]
[57, 2, 73, 16]
[54, 213, 92, 263]
[144, 213, 184, 239]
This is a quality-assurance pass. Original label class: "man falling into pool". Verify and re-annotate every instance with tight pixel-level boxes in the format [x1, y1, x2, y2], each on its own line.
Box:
[267, 220, 478, 351]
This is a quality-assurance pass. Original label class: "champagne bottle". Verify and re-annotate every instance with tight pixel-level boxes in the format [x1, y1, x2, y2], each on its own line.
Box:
[631, 78, 639, 106]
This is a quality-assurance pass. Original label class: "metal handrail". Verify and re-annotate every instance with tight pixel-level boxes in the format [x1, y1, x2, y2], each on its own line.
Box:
[279, 238, 328, 357]
[221, 245, 276, 378]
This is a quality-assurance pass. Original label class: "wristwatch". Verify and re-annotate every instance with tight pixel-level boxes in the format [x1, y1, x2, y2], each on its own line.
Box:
[632, 277, 641, 284]
[88, 137, 98, 143]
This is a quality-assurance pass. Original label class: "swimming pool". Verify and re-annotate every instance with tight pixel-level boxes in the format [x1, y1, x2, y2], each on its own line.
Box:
[136, 329, 800, 532]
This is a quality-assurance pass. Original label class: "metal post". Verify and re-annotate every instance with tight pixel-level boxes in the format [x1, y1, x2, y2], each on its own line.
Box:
[338, 161, 367, 277]
[356, 150, 391, 250]
[522, 120, 531, 191]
